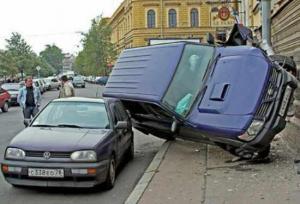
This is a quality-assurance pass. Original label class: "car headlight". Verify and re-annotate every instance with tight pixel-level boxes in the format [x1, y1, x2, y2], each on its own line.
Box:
[5, 148, 25, 160]
[238, 120, 264, 141]
[71, 151, 97, 162]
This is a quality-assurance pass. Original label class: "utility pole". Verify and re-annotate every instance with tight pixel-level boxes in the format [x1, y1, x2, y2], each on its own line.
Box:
[261, 0, 274, 55]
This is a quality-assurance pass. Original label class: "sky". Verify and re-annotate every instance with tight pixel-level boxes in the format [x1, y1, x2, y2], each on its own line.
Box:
[0, 0, 123, 54]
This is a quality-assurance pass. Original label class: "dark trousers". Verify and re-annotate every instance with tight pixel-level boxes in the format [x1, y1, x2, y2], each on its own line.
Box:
[23, 106, 39, 119]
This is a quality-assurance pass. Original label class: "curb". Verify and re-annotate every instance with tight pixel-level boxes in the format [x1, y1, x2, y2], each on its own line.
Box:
[124, 141, 171, 204]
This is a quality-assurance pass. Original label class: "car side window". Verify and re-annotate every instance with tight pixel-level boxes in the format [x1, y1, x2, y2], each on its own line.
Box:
[110, 102, 128, 125]
[115, 102, 128, 121]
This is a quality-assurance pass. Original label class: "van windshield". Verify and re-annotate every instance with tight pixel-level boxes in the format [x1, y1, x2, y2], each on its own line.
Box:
[162, 44, 214, 116]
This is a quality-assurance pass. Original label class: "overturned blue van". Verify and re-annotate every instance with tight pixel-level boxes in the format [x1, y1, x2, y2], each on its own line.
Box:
[103, 42, 298, 160]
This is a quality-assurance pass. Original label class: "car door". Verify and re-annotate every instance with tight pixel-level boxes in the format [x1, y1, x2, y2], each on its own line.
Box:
[0, 88, 5, 107]
[110, 102, 131, 160]
[115, 101, 132, 152]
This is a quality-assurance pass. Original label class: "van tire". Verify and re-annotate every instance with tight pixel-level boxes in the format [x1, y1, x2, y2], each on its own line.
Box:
[269, 55, 297, 76]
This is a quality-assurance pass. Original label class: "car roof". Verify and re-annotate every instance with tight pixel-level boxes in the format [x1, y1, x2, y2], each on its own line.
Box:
[53, 97, 105, 103]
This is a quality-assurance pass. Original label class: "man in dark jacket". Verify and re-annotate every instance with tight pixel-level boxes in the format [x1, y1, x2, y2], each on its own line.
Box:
[17, 77, 41, 126]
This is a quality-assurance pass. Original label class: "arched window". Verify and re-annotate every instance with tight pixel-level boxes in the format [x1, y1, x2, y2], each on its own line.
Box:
[191, 8, 199, 27]
[169, 9, 177, 28]
[147, 10, 156, 28]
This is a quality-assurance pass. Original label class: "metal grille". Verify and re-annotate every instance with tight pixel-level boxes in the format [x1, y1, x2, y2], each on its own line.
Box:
[255, 68, 279, 120]
[25, 151, 71, 159]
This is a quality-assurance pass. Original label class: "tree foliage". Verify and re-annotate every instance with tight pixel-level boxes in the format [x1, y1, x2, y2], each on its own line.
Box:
[5, 32, 38, 77]
[75, 17, 116, 76]
[39, 44, 64, 74]
[0, 32, 58, 78]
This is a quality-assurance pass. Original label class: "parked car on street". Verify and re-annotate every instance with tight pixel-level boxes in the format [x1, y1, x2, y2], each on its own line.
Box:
[43, 78, 52, 91]
[72, 76, 86, 88]
[33, 79, 45, 94]
[96, 76, 109, 86]
[0, 87, 11, 112]
[104, 40, 298, 160]
[1, 83, 21, 105]
[1, 97, 134, 189]
[47, 77, 61, 90]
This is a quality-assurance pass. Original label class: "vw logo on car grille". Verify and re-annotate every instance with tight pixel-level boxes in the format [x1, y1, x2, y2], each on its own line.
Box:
[43, 152, 51, 160]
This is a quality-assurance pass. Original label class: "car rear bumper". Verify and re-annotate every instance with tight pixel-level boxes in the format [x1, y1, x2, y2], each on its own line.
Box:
[1, 159, 109, 188]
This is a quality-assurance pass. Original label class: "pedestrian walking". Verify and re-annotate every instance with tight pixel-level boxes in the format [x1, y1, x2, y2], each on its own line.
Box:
[17, 77, 41, 126]
[58, 75, 75, 98]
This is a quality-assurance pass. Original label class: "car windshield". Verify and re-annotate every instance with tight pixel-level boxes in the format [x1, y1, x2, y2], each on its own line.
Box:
[32, 101, 110, 129]
[74, 77, 83, 81]
[162, 44, 214, 117]
[1, 83, 20, 91]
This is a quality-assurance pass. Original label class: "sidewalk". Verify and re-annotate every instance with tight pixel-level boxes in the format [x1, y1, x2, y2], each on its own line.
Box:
[127, 135, 300, 204]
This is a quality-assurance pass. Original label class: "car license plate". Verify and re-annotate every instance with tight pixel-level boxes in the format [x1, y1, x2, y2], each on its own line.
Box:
[28, 168, 64, 178]
[279, 86, 292, 117]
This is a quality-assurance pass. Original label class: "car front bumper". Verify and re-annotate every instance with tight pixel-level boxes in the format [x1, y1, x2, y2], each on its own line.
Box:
[1, 159, 109, 188]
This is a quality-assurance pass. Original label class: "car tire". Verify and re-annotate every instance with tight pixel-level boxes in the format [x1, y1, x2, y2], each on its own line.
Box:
[104, 155, 116, 189]
[1, 102, 9, 112]
[217, 143, 270, 161]
[126, 138, 134, 161]
[269, 55, 297, 76]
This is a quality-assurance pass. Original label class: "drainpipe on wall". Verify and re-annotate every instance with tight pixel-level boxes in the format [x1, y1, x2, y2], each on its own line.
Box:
[160, 0, 163, 38]
[261, 0, 275, 56]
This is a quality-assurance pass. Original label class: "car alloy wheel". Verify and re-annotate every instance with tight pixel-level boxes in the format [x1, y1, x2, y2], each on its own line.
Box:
[104, 156, 116, 189]
[1, 102, 9, 112]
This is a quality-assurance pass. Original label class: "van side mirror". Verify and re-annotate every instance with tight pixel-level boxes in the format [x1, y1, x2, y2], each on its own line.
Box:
[115, 121, 128, 129]
[206, 33, 215, 45]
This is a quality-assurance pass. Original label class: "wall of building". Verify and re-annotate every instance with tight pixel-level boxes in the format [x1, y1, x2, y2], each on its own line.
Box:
[271, 0, 300, 68]
[109, 0, 239, 54]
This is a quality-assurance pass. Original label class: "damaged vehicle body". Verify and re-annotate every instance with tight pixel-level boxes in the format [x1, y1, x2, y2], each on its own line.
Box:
[103, 26, 298, 160]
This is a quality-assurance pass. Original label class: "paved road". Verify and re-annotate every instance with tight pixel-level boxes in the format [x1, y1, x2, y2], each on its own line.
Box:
[0, 83, 164, 204]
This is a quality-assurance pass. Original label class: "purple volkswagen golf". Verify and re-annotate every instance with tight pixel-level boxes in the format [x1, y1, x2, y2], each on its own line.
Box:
[1, 97, 134, 188]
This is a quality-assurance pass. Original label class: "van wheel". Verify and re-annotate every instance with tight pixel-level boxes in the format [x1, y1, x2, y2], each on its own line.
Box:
[217, 144, 270, 161]
[104, 155, 116, 189]
[1, 102, 9, 112]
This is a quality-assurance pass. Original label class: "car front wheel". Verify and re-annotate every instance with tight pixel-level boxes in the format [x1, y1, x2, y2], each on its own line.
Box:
[1, 102, 9, 112]
[104, 155, 116, 189]
[126, 138, 134, 161]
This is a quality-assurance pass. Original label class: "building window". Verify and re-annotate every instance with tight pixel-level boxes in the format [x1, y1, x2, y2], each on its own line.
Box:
[147, 10, 156, 28]
[190, 8, 199, 27]
[168, 9, 177, 28]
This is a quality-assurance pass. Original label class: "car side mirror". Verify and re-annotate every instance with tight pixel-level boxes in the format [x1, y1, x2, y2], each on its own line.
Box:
[115, 121, 128, 129]
[24, 119, 31, 127]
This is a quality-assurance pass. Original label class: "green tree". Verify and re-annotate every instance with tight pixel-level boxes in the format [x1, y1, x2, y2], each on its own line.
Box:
[39, 44, 64, 74]
[0, 50, 18, 77]
[5, 32, 38, 79]
[75, 17, 117, 76]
